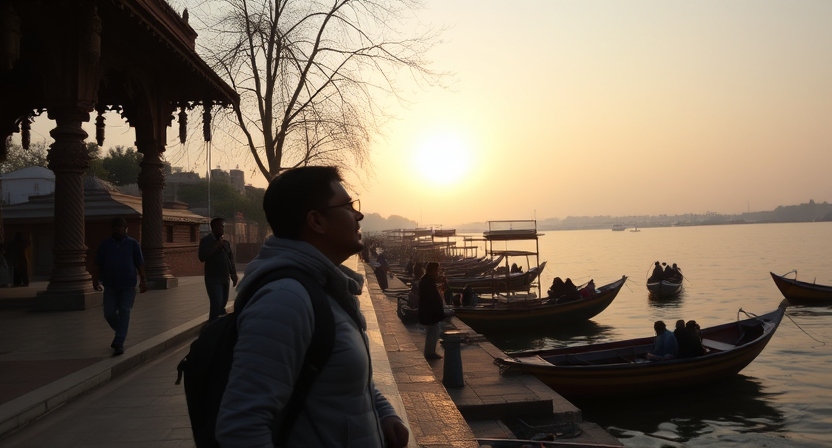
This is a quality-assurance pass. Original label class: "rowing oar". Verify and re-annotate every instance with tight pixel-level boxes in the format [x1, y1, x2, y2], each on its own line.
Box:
[476, 438, 623, 448]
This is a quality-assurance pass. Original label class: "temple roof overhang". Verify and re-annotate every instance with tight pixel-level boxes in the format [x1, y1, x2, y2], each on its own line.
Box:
[1, 0, 238, 116]
[1, 189, 208, 224]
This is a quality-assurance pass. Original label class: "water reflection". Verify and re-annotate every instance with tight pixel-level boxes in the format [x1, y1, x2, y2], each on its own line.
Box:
[485, 320, 616, 353]
[647, 289, 686, 308]
[784, 306, 832, 317]
[572, 375, 785, 445]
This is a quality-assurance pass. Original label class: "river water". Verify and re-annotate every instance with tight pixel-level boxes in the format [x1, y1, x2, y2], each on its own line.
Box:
[462, 222, 832, 447]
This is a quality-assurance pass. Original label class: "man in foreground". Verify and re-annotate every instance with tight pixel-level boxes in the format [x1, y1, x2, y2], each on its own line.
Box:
[216, 166, 409, 447]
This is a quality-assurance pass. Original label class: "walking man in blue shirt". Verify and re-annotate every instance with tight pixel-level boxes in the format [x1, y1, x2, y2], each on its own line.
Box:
[198, 217, 238, 321]
[92, 217, 147, 356]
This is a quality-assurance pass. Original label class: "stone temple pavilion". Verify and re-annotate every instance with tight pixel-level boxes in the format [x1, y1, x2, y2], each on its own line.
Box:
[0, 0, 239, 310]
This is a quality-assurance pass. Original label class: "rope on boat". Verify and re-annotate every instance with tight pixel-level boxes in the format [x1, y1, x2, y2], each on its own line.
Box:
[737, 308, 757, 320]
[784, 311, 826, 346]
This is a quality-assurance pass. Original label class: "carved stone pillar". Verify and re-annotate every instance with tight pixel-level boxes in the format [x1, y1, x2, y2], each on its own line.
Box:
[136, 140, 177, 289]
[34, 108, 99, 310]
[0, 135, 7, 249]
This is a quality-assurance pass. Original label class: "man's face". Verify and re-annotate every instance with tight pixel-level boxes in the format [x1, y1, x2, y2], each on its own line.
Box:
[318, 180, 364, 263]
[211, 220, 224, 237]
[112, 224, 128, 239]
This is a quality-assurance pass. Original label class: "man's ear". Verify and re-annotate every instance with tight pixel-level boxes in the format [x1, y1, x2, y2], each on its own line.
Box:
[305, 210, 327, 235]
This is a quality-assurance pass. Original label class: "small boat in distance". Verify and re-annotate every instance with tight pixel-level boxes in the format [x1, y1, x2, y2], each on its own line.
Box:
[647, 262, 683, 298]
[612, 224, 626, 231]
[630, 226, 640, 232]
[647, 277, 683, 297]
[770, 271, 832, 304]
[494, 303, 787, 398]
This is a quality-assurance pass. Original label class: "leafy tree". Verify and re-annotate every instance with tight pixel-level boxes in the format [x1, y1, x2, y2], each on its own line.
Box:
[0, 141, 49, 174]
[176, 179, 268, 229]
[101, 146, 143, 186]
[85, 142, 109, 179]
[182, 0, 442, 181]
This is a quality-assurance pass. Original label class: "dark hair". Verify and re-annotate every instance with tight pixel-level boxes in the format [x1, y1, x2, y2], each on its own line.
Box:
[210, 217, 224, 227]
[263, 166, 343, 239]
[111, 217, 127, 228]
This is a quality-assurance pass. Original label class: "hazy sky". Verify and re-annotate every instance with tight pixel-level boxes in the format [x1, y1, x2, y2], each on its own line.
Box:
[24, 1, 832, 227]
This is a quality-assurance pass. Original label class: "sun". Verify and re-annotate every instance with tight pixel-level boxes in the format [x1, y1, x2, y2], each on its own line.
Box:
[412, 132, 473, 187]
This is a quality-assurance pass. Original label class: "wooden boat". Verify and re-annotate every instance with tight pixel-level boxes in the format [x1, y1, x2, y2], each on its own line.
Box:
[494, 304, 786, 398]
[647, 275, 683, 297]
[446, 261, 547, 294]
[453, 276, 627, 332]
[442, 254, 506, 278]
[770, 271, 832, 304]
[612, 224, 625, 231]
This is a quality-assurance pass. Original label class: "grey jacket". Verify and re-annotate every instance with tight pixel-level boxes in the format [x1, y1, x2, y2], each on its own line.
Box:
[216, 237, 399, 448]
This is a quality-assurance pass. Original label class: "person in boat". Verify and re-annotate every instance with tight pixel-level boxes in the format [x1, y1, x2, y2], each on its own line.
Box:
[671, 263, 682, 281]
[418, 261, 446, 360]
[404, 259, 415, 277]
[437, 274, 455, 306]
[560, 278, 581, 302]
[646, 320, 678, 361]
[579, 279, 596, 298]
[510, 263, 523, 273]
[685, 320, 705, 355]
[548, 277, 566, 299]
[649, 261, 663, 282]
[674, 320, 705, 358]
[412, 262, 425, 283]
[663, 262, 676, 281]
[461, 284, 478, 307]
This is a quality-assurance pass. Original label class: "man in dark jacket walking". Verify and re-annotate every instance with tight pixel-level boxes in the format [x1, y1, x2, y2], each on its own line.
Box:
[92, 217, 147, 356]
[198, 217, 238, 321]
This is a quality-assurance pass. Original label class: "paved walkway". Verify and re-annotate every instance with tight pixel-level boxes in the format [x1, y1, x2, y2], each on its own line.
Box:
[0, 258, 621, 447]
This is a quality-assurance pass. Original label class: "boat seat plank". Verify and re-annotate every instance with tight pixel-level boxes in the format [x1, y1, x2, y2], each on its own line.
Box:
[702, 338, 735, 351]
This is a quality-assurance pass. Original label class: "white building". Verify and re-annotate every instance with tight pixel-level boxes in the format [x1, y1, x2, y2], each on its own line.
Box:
[1, 166, 56, 205]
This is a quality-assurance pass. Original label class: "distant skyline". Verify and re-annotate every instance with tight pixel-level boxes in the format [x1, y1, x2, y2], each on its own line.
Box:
[22, 1, 832, 225]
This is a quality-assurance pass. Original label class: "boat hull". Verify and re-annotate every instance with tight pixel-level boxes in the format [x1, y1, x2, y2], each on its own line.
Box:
[495, 306, 786, 397]
[447, 261, 546, 294]
[453, 276, 627, 332]
[770, 272, 832, 304]
[647, 278, 683, 297]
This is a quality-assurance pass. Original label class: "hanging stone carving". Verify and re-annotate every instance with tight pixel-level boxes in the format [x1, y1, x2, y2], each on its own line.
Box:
[0, 3, 21, 72]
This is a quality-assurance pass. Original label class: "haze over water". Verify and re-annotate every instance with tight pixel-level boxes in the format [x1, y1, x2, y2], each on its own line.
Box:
[466, 222, 832, 447]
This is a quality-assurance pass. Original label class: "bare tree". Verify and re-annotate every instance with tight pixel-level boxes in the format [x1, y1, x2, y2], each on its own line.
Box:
[181, 0, 442, 181]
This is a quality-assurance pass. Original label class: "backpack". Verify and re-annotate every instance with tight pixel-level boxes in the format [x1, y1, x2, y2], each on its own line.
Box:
[175, 267, 359, 448]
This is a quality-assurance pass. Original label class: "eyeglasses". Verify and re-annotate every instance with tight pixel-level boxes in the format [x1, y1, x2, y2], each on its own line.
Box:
[318, 198, 361, 214]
